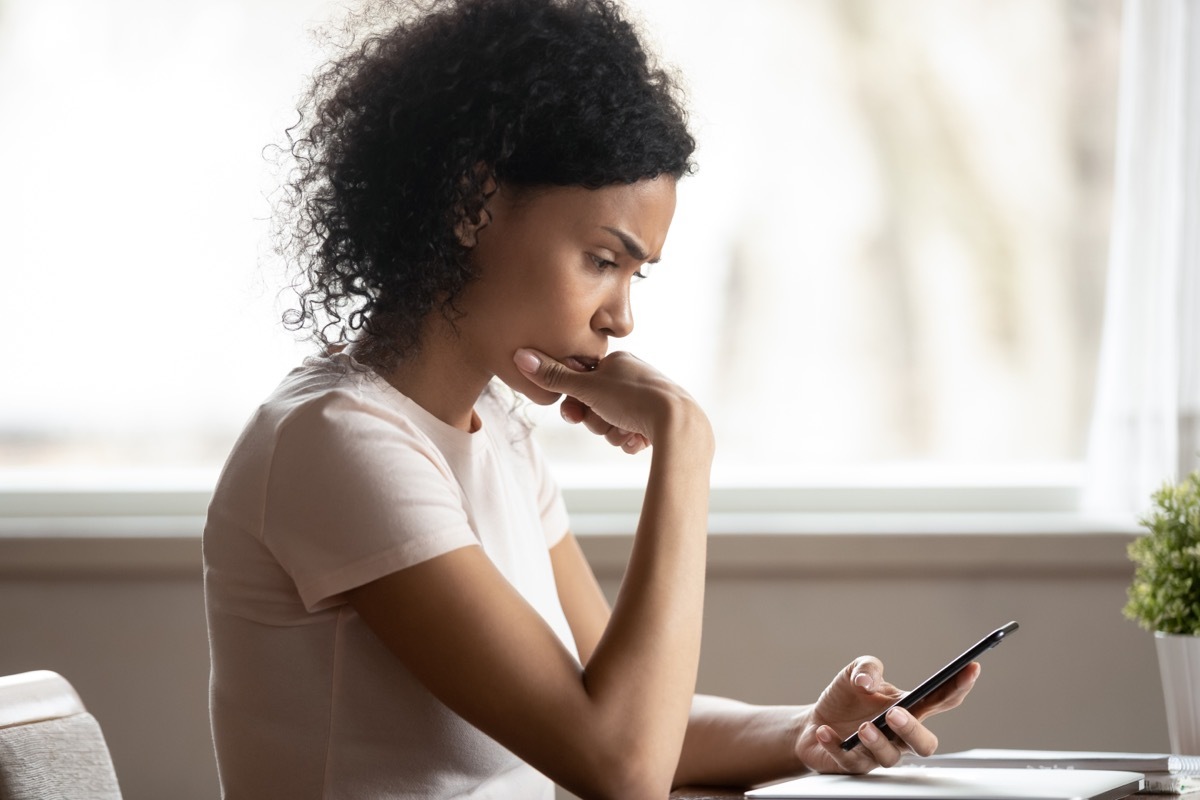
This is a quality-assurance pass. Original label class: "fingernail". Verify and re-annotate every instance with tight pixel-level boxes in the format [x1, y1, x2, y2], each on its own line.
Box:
[853, 673, 873, 690]
[816, 726, 833, 744]
[887, 707, 910, 728]
[514, 349, 539, 373]
[860, 722, 880, 742]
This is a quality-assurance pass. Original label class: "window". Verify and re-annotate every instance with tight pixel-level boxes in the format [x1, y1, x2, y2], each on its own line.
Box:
[0, 0, 1122, 501]
[531, 0, 1122, 480]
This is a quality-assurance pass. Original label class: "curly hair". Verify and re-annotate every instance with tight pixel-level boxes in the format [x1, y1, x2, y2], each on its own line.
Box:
[275, 0, 697, 367]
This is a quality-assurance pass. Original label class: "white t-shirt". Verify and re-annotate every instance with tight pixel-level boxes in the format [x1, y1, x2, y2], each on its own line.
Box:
[203, 352, 573, 799]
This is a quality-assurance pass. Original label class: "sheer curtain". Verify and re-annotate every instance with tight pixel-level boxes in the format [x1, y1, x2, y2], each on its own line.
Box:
[1084, 0, 1200, 514]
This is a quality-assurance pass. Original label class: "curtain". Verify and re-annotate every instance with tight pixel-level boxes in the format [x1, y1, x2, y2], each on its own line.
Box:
[1083, 0, 1200, 514]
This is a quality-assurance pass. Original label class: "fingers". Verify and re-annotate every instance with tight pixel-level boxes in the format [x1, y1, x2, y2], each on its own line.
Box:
[514, 347, 680, 452]
[812, 724, 883, 774]
[817, 706, 940, 774]
[813, 725, 869, 774]
[561, 400, 648, 453]
[810, 655, 964, 774]
[544, 349, 650, 455]
[806, 656, 981, 778]
[848, 656, 885, 693]
[514, 348, 577, 393]
[850, 706, 938, 766]
[879, 706, 938, 758]
[912, 662, 981, 719]
[560, 396, 587, 424]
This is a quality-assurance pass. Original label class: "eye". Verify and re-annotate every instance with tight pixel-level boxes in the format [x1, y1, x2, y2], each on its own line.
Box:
[588, 254, 619, 271]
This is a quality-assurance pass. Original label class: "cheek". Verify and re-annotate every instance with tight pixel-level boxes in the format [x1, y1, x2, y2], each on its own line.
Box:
[547, 284, 605, 328]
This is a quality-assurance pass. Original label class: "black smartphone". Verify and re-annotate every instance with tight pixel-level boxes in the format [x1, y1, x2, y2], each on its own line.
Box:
[840, 620, 1018, 751]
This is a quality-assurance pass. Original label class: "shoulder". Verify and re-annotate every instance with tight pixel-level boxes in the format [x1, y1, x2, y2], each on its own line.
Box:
[269, 355, 433, 446]
[218, 354, 450, 494]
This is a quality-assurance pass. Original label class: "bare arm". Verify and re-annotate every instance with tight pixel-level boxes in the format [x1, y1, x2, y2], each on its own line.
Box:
[551, 537, 804, 788]
[551, 538, 804, 789]
[552, 507, 981, 789]
[349, 350, 713, 800]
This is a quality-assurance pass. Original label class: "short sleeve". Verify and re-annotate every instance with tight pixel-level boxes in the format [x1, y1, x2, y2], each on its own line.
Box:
[262, 391, 480, 612]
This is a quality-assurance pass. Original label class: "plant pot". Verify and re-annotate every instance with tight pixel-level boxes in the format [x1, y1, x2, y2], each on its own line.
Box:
[1155, 632, 1200, 754]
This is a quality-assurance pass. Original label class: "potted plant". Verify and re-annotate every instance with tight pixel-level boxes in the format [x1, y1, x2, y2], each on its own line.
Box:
[1125, 469, 1200, 755]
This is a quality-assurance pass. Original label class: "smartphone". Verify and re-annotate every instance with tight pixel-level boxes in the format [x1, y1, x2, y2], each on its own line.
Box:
[840, 620, 1018, 751]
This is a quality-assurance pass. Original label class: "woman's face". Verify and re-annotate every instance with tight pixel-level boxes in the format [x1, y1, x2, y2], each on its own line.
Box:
[456, 176, 677, 405]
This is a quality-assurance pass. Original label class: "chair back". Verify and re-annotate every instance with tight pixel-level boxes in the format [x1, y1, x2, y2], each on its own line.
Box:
[0, 671, 122, 800]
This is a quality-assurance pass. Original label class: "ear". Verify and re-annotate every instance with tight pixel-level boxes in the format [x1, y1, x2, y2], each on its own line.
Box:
[454, 164, 498, 248]
[455, 215, 482, 248]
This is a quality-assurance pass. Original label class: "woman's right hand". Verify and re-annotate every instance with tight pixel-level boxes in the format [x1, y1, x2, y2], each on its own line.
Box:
[514, 347, 711, 454]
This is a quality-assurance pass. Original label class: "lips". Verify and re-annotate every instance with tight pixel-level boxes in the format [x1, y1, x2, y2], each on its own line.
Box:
[563, 355, 599, 372]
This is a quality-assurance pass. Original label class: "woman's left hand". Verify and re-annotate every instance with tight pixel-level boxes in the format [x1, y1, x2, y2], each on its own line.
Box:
[795, 656, 980, 774]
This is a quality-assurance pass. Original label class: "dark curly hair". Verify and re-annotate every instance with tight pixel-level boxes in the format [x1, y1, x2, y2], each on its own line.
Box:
[275, 0, 697, 367]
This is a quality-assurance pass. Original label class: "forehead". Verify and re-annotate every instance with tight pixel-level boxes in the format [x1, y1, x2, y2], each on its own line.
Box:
[499, 178, 678, 256]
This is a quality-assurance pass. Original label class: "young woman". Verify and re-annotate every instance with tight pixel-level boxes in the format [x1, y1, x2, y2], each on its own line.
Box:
[203, 1, 980, 797]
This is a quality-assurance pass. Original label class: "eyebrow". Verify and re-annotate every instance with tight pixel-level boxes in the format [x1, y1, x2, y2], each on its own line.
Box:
[601, 226, 659, 263]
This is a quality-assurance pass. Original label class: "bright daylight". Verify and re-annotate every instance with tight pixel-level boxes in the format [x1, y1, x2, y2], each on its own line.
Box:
[3, 1, 1199, 800]
[2, 0, 1119, 478]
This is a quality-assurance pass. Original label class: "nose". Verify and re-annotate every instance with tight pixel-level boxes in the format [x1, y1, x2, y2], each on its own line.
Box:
[593, 281, 634, 339]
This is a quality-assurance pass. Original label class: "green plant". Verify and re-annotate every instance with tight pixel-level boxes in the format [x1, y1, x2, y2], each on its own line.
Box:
[1125, 470, 1200, 636]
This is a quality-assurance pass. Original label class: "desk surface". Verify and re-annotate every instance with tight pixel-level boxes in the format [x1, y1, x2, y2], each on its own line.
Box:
[671, 789, 744, 799]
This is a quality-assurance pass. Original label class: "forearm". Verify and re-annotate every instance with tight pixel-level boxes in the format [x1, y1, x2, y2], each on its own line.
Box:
[582, 408, 713, 790]
[674, 696, 810, 789]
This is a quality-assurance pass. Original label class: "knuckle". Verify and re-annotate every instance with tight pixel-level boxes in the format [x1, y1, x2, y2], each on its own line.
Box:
[888, 707, 914, 733]
[584, 414, 610, 436]
[605, 428, 629, 446]
[540, 362, 568, 388]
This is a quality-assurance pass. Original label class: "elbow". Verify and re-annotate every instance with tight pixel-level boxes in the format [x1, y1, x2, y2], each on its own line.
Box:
[571, 745, 676, 800]
[578, 775, 672, 800]
[602, 770, 673, 800]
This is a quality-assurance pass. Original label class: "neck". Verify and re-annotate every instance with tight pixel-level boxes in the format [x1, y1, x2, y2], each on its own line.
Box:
[363, 320, 490, 433]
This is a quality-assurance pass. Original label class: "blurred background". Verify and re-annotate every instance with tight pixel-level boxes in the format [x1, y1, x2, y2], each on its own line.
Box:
[0, 0, 1122, 483]
[3, 4, 1172, 800]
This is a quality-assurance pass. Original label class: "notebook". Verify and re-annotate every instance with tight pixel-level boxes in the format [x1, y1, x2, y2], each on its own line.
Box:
[900, 749, 1200, 773]
[744, 766, 1143, 800]
[899, 749, 1200, 793]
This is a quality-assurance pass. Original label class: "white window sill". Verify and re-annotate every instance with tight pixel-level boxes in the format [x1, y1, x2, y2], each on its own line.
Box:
[0, 465, 1141, 577]
[0, 511, 1140, 578]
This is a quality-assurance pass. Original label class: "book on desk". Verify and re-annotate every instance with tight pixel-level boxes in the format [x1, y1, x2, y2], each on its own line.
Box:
[744, 766, 1144, 799]
[740, 749, 1200, 799]
[900, 749, 1200, 795]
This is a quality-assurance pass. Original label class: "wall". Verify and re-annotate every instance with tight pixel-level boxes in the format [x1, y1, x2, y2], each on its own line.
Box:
[0, 524, 1164, 799]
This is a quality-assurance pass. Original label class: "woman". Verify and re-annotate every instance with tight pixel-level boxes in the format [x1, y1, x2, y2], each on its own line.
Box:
[202, 0, 979, 797]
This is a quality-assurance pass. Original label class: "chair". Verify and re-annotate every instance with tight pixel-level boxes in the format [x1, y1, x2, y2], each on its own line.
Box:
[0, 671, 123, 800]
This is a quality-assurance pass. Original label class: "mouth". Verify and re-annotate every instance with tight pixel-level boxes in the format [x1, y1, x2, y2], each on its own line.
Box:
[562, 355, 600, 372]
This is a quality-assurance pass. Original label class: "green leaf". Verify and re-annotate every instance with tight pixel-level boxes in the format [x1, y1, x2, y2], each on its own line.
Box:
[1126, 470, 1200, 636]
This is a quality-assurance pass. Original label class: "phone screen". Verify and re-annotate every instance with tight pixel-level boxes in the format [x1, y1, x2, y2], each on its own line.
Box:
[840, 620, 1018, 751]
